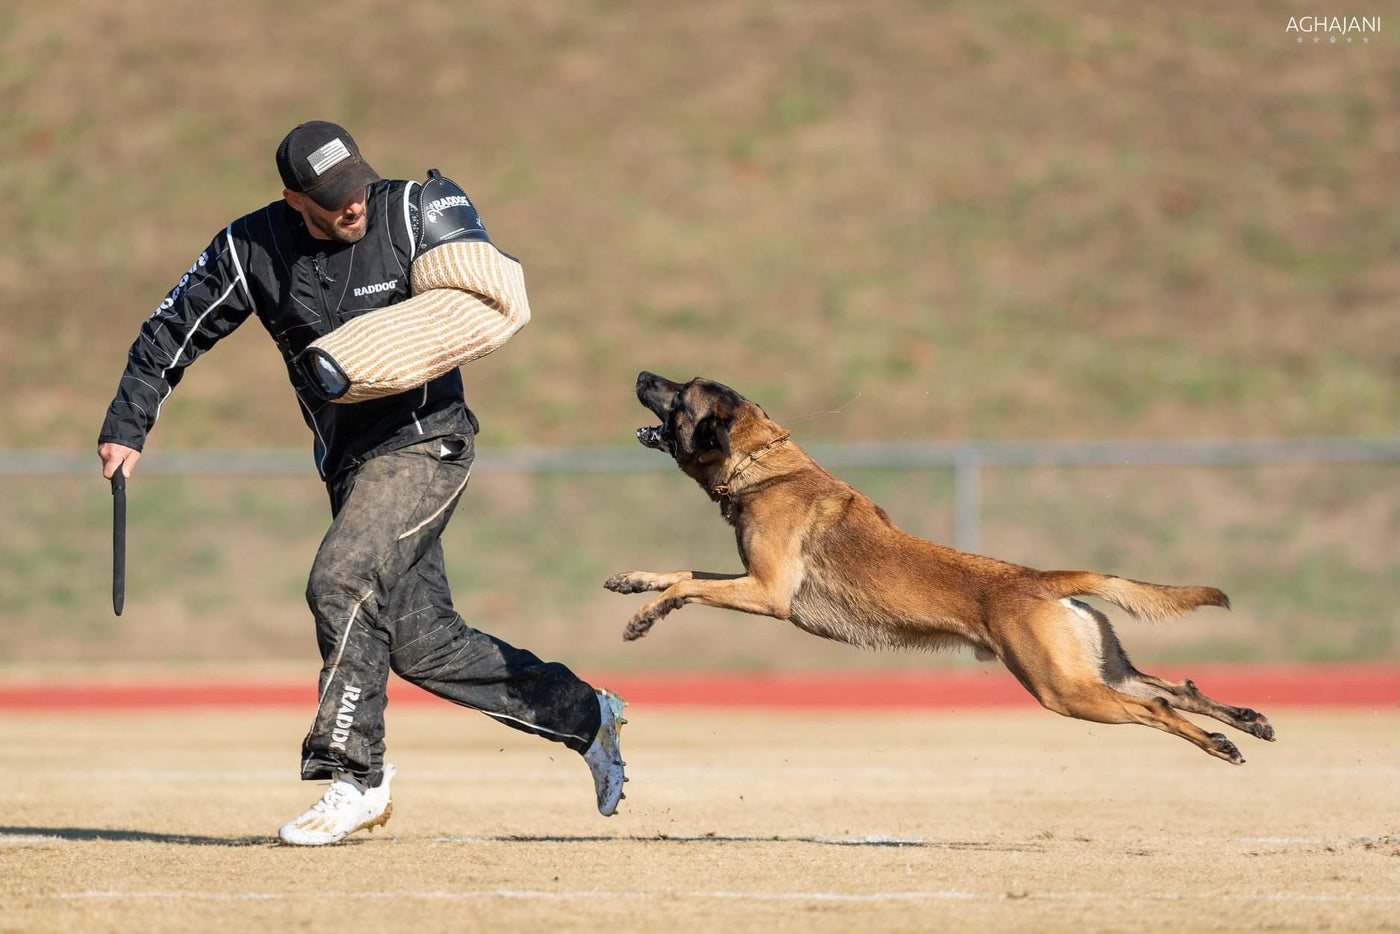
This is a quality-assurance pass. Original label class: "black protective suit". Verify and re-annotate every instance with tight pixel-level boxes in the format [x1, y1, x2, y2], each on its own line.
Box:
[98, 176, 600, 785]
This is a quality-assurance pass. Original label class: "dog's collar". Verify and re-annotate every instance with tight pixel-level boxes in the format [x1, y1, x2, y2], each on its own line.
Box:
[711, 431, 791, 498]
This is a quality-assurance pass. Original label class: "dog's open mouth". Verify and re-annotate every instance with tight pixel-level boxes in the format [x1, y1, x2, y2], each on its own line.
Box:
[636, 425, 669, 451]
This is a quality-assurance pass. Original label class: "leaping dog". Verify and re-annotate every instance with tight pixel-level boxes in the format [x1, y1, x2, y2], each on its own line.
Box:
[605, 372, 1275, 764]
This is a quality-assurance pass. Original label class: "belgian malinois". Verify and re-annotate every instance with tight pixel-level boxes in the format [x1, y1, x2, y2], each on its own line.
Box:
[605, 372, 1275, 763]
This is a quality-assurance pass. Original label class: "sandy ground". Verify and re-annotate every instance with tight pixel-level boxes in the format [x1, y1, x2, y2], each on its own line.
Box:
[2, 706, 1396, 934]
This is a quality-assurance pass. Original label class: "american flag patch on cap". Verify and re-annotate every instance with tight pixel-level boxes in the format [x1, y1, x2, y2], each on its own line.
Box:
[308, 138, 352, 176]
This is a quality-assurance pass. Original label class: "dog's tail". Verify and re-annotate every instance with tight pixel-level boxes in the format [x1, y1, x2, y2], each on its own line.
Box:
[1041, 570, 1229, 622]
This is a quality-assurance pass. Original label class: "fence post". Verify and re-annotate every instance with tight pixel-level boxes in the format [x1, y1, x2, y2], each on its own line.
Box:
[953, 447, 981, 554]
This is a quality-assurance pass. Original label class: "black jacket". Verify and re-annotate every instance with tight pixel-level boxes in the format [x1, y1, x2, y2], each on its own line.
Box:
[98, 178, 475, 480]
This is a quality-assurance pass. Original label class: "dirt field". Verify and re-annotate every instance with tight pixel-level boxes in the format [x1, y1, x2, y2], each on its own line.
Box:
[3, 705, 1396, 933]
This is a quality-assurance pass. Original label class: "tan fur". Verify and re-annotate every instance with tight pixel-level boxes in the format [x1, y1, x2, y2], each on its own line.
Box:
[606, 373, 1276, 764]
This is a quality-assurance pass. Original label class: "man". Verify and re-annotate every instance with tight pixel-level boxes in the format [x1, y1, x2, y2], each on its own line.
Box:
[97, 120, 627, 846]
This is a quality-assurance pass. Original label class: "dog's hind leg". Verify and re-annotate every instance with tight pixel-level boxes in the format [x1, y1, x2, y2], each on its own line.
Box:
[1113, 671, 1274, 742]
[1048, 597, 1276, 742]
[998, 597, 1249, 764]
[1039, 679, 1248, 764]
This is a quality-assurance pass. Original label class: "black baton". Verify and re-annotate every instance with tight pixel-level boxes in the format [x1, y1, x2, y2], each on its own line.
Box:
[111, 472, 126, 616]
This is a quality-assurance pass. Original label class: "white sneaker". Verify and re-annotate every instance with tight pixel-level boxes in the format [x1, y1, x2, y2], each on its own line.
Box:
[278, 764, 396, 846]
[582, 689, 629, 816]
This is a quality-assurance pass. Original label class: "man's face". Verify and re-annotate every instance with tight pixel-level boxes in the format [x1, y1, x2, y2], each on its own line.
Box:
[284, 187, 369, 243]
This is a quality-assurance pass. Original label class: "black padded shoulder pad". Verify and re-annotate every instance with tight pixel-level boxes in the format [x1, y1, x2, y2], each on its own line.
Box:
[415, 169, 491, 253]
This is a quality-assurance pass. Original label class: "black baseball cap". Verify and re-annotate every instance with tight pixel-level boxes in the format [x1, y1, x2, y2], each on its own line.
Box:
[275, 121, 380, 210]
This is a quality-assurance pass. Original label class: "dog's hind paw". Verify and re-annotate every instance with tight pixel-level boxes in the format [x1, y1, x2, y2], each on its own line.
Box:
[1234, 708, 1276, 742]
[1209, 732, 1245, 765]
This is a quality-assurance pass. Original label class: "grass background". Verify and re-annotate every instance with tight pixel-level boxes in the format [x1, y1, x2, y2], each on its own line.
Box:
[0, 0, 1395, 671]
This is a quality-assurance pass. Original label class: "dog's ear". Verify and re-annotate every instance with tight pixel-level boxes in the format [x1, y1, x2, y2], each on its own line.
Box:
[690, 415, 731, 458]
[709, 398, 735, 457]
[714, 418, 731, 458]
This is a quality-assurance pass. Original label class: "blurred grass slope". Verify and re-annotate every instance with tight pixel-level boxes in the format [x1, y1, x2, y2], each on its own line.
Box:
[2, 464, 1394, 670]
[0, 1, 1395, 670]
[2, 0, 1395, 447]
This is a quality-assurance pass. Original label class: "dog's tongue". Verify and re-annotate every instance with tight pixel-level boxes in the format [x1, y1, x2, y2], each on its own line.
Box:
[636, 426, 666, 450]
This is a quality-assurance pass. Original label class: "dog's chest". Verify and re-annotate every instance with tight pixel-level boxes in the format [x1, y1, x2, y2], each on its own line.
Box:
[789, 578, 900, 648]
[788, 557, 984, 654]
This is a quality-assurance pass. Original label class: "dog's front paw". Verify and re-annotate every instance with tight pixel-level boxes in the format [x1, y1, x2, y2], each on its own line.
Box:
[622, 617, 654, 641]
[622, 595, 684, 641]
[605, 572, 658, 595]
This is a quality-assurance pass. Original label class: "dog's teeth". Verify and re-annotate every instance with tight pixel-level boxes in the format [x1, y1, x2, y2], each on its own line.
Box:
[636, 426, 667, 450]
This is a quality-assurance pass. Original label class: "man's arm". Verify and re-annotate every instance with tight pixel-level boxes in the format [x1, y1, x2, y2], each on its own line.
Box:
[296, 239, 531, 402]
[295, 173, 530, 403]
[97, 225, 255, 474]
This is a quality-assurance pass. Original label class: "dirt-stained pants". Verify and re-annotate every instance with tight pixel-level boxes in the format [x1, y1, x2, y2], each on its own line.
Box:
[299, 432, 601, 786]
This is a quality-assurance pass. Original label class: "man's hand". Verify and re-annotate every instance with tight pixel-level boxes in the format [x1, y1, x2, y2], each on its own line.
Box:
[98, 442, 141, 480]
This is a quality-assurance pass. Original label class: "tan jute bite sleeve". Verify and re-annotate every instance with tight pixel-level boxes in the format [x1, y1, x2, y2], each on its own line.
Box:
[307, 240, 531, 404]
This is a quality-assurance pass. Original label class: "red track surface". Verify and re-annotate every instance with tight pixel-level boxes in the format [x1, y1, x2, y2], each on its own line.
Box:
[0, 664, 1393, 711]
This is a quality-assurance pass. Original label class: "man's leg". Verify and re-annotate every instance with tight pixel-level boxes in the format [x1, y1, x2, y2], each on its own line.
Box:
[378, 452, 628, 815]
[299, 436, 476, 785]
[384, 541, 602, 752]
[384, 544, 628, 815]
[299, 431, 625, 821]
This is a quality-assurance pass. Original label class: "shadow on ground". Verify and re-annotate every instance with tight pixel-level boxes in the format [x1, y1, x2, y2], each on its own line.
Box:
[1, 826, 274, 847]
[435, 833, 1046, 851]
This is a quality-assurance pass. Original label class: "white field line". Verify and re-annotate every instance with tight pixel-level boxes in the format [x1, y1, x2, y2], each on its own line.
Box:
[5, 832, 1388, 851]
[40, 889, 1400, 904]
[433, 834, 933, 846]
[14, 764, 1398, 783]
[433, 834, 1398, 849]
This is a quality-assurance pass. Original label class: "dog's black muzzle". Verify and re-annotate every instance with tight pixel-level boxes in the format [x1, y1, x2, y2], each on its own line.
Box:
[636, 425, 671, 451]
[635, 371, 682, 455]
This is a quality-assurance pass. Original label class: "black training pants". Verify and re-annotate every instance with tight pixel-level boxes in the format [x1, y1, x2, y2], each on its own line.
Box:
[298, 432, 601, 786]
